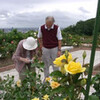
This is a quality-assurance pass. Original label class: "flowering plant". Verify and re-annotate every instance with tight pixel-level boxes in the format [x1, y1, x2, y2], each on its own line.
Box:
[0, 29, 38, 59]
[0, 51, 99, 100]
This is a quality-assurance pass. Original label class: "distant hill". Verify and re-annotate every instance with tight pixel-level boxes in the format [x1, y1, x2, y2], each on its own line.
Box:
[0, 27, 38, 33]
[63, 18, 99, 36]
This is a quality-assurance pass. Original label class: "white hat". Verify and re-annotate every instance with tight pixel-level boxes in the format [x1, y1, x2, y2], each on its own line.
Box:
[23, 37, 38, 50]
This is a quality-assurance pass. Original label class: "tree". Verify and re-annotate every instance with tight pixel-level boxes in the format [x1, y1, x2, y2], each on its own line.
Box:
[63, 18, 96, 36]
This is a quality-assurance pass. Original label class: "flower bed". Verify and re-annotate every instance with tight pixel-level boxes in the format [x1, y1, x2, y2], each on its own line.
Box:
[0, 29, 100, 60]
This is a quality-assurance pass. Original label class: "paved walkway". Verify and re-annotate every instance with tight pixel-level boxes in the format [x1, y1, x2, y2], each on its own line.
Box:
[0, 50, 99, 97]
[0, 50, 100, 80]
[71, 50, 100, 66]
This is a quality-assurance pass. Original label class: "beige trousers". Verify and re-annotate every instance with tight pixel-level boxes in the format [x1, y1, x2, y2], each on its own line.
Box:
[42, 47, 59, 78]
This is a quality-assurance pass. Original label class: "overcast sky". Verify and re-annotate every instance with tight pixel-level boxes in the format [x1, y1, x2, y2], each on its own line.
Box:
[0, 0, 98, 28]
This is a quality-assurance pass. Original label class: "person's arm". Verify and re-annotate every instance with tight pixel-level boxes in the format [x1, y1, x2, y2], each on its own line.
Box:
[57, 27, 63, 57]
[37, 27, 43, 50]
[57, 40, 62, 57]
[58, 40, 62, 51]
[38, 38, 42, 50]
[19, 57, 30, 63]
[12, 41, 22, 61]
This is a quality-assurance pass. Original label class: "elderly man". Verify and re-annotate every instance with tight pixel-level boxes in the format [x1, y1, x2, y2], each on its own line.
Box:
[12, 37, 38, 80]
[38, 16, 62, 78]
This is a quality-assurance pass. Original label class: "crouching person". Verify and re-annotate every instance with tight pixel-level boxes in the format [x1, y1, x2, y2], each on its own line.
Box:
[12, 37, 38, 80]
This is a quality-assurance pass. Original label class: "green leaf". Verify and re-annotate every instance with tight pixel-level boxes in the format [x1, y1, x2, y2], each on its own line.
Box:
[73, 57, 78, 62]
[53, 97, 63, 100]
[50, 86, 65, 96]
[50, 70, 64, 78]
[73, 73, 81, 84]
[40, 62, 44, 68]
[88, 95, 99, 100]
[65, 85, 74, 99]
[80, 87, 86, 95]
[65, 50, 69, 59]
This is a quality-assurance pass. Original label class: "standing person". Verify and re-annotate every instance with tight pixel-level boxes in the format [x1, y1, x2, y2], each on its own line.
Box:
[12, 37, 38, 80]
[38, 16, 62, 78]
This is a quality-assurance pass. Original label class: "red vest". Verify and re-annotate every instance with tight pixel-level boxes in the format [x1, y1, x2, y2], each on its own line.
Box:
[41, 24, 58, 49]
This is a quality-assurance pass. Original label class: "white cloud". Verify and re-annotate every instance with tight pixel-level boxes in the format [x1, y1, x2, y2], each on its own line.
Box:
[0, 0, 98, 28]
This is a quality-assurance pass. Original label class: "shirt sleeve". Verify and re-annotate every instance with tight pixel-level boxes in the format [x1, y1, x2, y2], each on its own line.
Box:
[57, 27, 63, 40]
[37, 27, 42, 38]
[12, 41, 22, 61]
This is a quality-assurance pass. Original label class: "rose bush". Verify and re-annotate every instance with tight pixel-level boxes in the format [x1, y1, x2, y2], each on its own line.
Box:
[0, 29, 100, 59]
[0, 29, 38, 59]
[0, 51, 99, 100]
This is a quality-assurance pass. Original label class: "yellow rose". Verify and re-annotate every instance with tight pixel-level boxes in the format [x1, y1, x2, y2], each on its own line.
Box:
[50, 81, 60, 89]
[53, 53, 72, 67]
[45, 77, 51, 82]
[16, 79, 21, 87]
[42, 94, 49, 100]
[32, 97, 39, 100]
[53, 54, 66, 67]
[64, 61, 86, 74]
[67, 53, 73, 63]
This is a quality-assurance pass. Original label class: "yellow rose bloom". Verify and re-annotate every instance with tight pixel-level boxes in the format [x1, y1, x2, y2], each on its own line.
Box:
[16, 79, 21, 87]
[50, 81, 60, 89]
[67, 53, 73, 63]
[53, 53, 72, 67]
[32, 97, 39, 100]
[42, 94, 49, 100]
[45, 77, 51, 82]
[64, 61, 86, 74]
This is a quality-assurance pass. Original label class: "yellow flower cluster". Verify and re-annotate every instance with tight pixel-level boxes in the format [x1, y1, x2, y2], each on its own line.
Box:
[50, 81, 60, 89]
[16, 79, 21, 87]
[42, 94, 49, 100]
[32, 95, 49, 100]
[45, 77, 60, 89]
[45, 77, 51, 82]
[53, 53, 72, 74]
[53, 52, 86, 74]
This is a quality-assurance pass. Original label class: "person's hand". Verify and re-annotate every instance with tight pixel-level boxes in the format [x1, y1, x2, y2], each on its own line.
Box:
[57, 51, 61, 57]
[31, 57, 35, 63]
[20, 58, 30, 63]
[32, 57, 35, 61]
[24, 58, 31, 63]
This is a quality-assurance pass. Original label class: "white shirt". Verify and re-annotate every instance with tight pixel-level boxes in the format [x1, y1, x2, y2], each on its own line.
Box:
[37, 24, 62, 40]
